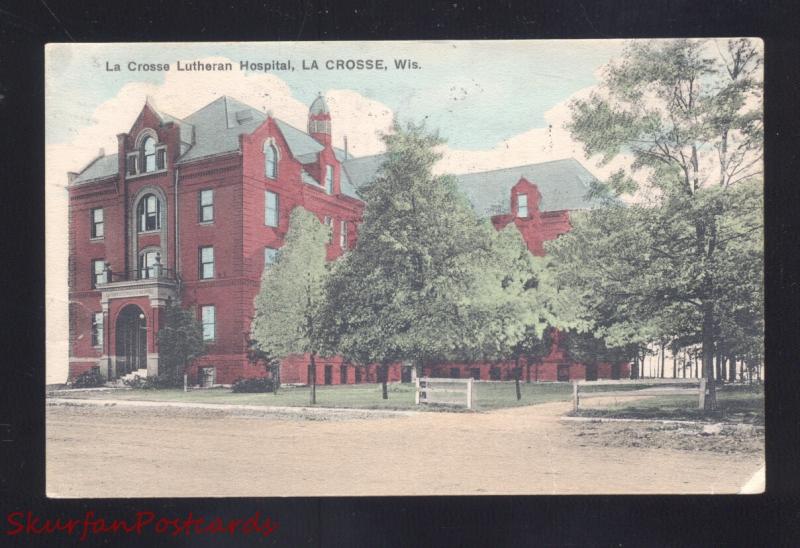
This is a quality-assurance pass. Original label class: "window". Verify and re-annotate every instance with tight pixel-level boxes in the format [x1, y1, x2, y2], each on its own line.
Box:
[471, 368, 481, 380]
[517, 193, 529, 218]
[198, 189, 214, 223]
[264, 143, 278, 179]
[91, 312, 103, 347]
[199, 246, 215, 279]
[137, 194, 160, 232]
[264, 247, 279, 266]
[142, 136, 156, 173]
[450, 367, 461, 379]
[265, 191, 279, 227]
[126, 154, 138, 176]
[324, 216, 333, 243]
[138, 249, 159, 279]
[325, 165, 334, 194]
[90, 208, 104, 239]
[339, 220, 348, 249]
[92, 259, 105, 288]
[201, 305, 215, 341]
[156, 148, 166, 170]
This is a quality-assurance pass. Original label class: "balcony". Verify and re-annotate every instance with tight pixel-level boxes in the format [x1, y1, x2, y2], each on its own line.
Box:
[96, 258, 178, 306]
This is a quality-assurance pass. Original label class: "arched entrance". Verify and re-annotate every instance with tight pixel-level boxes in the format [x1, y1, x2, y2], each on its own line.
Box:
[115, 305, 147, 378]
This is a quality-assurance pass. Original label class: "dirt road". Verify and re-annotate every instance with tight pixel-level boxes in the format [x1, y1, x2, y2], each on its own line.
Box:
[46, 400, 762, 497]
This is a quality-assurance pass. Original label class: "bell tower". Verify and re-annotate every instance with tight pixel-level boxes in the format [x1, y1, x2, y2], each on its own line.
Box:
[308, 92, 331, 146]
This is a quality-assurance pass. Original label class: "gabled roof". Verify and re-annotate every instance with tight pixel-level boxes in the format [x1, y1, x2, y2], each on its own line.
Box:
[177, 96, 267, 163]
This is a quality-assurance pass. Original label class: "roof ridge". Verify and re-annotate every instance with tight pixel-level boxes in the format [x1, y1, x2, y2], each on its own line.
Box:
[453, 157, 579, 177]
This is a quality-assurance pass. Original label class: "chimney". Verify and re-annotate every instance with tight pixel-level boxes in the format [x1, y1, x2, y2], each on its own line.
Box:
[67, 172, 78, 184]
[344, 136, 348, 160]
[98, 148, 105, 157]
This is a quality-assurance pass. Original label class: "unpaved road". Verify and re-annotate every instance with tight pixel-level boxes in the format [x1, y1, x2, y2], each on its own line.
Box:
[47, 399, 763, 497]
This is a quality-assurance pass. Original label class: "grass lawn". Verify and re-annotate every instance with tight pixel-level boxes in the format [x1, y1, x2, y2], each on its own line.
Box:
[52, 381, 584, 411]
[572, 384, 764, 425]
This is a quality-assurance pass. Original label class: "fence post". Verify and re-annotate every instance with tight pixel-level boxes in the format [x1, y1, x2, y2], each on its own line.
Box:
[698, 378, 707, 409]
[572, 381, 579, 412]
[415, 376, 420, 405]
[183, 373, 188, 393]
[467, 378, 473, 410]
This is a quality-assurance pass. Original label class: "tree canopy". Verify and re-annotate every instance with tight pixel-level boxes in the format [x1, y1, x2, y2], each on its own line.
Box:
[550, 38, 763, 408]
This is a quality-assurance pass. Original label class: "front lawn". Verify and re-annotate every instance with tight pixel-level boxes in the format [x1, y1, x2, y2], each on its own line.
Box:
[571, 384, 764, 425]
[52, 381, 579, 411]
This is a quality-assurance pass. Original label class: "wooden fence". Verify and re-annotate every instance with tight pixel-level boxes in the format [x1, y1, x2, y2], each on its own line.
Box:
[572, 378, 708, 412]
[416, 377, 474, 409]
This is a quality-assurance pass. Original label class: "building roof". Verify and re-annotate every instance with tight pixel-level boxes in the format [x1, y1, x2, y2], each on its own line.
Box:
[454, 158, 602, 215]
[71, 153, 120, 184]
[309, 94, 329, 116]
[338, 155, 601, 215]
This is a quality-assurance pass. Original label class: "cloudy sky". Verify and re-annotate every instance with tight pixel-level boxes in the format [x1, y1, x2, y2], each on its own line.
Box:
[46, 40, 634, 382]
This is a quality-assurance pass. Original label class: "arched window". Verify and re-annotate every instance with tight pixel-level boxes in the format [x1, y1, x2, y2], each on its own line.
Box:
[142, 136, 156, 173]
[264, 142, 278, 179]
[137, 194, 161, 232]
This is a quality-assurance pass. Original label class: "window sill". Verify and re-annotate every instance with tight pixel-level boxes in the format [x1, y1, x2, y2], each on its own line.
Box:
[198, 221, 215, 226]
[127, 169, 168, 180]
[89, 237, 104, 242]
[137, 229, 161, 235]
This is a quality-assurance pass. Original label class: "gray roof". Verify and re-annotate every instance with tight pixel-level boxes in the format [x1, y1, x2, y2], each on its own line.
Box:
[274, 119, 324, 162]
[338, 155, 601, 215]
[340, 154, 388, 191]
[455, 158, 601, 215]
[177, 96, 267, 163]
[72, 153, 119, 184]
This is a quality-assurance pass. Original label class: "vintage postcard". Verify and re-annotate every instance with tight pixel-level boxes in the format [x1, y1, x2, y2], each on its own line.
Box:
[45, 40, 764, 497]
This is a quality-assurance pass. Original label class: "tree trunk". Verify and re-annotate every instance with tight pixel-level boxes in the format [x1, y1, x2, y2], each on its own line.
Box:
[514, 355, 522, 401]
[672, 348, 677, 379]
[701, 304, 717, 411]
[309, 353, 317, 405]
[660, 344, 666, 378]
[381, 362, 389, 400]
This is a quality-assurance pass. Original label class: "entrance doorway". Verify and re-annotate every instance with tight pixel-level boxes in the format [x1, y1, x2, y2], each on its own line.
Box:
[557, 364, 570, 382]
[585, 364, 598, 381]
[324, 365, 333, 385]
[611, 363, 621, 380]
[401, 366, 412, 383]
[340, 364, 348, 384]
[115, 304, 147, 378]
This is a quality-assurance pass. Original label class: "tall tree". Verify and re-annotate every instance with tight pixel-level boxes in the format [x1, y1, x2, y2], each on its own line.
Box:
[561, 38, 763, 409]
[318, 121, 499, 398]
[157, 298, 206, 386]
[251, 207, 329, 404]
[461, 225, 561, 399]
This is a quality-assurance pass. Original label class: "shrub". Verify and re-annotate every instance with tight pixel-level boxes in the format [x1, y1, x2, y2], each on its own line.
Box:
[124, 375, 180, 390]
[231, 377, 274, 393]
[71, 367, 106, 388]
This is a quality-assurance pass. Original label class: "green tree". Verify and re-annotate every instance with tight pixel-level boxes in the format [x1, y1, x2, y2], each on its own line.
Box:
[251, 207, 329, 404]
[319, 121, 498, 398]
[157, 298, 206, 386]
[463, 225, 560, 399]
[560, 38, 763, 410]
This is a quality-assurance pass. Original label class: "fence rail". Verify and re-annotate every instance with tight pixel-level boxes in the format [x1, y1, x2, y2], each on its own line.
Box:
[572, 378, 707, 411]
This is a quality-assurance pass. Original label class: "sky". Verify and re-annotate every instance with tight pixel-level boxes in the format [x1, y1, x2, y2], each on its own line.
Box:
[45, 39, 633, 383]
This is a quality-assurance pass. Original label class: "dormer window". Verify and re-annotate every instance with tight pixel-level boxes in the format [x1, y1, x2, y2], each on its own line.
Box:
[517, 193, 529, 218]
[264, 142, 278, 179]
[325, 165, 334, 194]
[137, 194, 161, 232]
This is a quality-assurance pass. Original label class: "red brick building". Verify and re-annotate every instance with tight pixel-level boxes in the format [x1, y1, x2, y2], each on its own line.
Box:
[67, 94, 628, 385]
